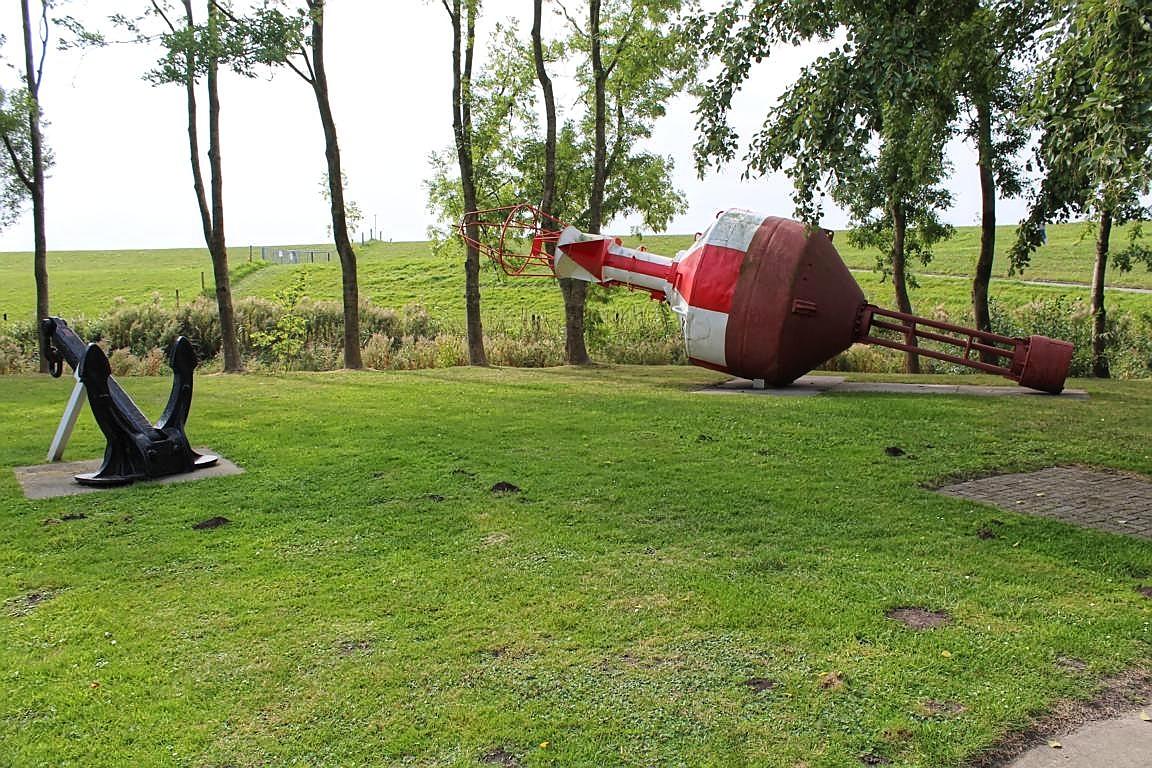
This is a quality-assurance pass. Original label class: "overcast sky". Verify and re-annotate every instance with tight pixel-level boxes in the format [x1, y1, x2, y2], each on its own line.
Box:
[0, 1, 1025, 252]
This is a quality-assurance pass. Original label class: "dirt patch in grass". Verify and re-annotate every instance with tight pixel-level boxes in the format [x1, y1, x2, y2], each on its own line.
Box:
[919, 699, 967, 717]
[859, 752, 891, 765]
[976, 520, 1003, 540]
[1056, 656, 1088, 674]
[43, 512, 87, 526]
[5, 588, 63, 617]
[482, 532, 511, 546]
[965, 668, 1152, 767]
[884, 446, 906, 457]
[491, 481, 520, 494]
[1136, 585, 1152, 599]
[193, 516, 231, 530]
[886, 606, 951, 629]
[820, 671, 846, 690]
[480, 747, 520, 766]
[743, 676, 777, 692]
[337, 639, 373, 656]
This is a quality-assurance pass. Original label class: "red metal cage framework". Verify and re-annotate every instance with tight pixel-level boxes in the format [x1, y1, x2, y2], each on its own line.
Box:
[457, 203, 567, 278]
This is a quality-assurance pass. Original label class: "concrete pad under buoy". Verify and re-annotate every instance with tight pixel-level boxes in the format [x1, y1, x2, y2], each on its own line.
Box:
[13, 450, 243, 500]
[700, 376, 1088, 398]
[702, 375, 845, 397]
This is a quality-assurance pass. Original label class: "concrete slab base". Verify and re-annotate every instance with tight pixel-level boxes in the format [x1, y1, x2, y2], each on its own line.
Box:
[701, 375, 845, 397]
[13, 450, 243, 500]
[1007, 706, 1152, 768]
[700, 376, 1088, 399]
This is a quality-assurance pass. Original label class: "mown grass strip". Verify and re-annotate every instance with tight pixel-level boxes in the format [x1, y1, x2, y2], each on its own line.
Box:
[1, 366, 1149, 766]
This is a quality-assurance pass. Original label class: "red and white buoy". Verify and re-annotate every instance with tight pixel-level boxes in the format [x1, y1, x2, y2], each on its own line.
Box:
[461, 204, 1074, 393]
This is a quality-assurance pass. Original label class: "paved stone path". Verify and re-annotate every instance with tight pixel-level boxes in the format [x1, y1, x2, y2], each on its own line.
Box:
[938, 467, 1152, 539]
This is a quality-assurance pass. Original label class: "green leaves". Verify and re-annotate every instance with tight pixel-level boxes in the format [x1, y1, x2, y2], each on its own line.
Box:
[1013, 0, 1152, 268]
[132, 1, 308, 86]
[0, 86, 36, 231]
[426, 0, 692, 238]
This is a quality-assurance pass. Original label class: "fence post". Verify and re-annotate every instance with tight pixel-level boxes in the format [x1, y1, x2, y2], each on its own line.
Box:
[176, 289, 180, 308]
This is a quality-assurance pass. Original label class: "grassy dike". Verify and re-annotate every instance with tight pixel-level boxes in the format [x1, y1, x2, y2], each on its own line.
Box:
[2, 221, 1151, 327]
[1, 365, 1150, 766]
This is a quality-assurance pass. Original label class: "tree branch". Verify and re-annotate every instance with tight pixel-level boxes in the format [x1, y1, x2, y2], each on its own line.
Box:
[150, 0, 178, 35]
[554, 0, 587, 37]
[1, 133, 33, 191]
[603, 20, 638, 78]
[208, 0, 241, 25]
[34, 0, 48, 92]
[285, 50, 314, 84]
[605, 94, 625, 181]
[299, 43, 315, 81]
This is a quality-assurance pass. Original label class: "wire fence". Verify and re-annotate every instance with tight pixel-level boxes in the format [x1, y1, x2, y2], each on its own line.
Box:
[259, 247, 334, 265]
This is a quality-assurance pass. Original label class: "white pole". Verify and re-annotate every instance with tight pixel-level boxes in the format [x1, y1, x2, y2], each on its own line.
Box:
[47, 371, 85, 462]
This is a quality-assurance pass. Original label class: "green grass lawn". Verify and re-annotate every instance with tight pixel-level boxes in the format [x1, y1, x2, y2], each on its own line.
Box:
[833, 221, 1152, 289]
[234, 235, 1152, 330]
[2, 221, 1151, 328]
[2, 366, 1149, 767]
[0, 246, 269, 323]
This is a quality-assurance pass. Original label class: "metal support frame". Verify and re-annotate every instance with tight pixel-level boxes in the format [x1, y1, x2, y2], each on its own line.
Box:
[46, 369, 85, 462]
[856, 305, 1074, 394]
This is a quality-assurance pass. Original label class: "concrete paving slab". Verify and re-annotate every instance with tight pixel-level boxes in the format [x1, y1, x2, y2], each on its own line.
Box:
[835, 382, 1088, 398]
[938, 467, 1152, 539]
[13, 450, 243, 500]
[1006, 706, 1152, 768]
[699, 377, 1088, 398]
[699, 375, 845, 396]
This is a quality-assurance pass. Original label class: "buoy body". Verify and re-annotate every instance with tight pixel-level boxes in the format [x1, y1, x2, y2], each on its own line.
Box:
[557, 210, 866, 385]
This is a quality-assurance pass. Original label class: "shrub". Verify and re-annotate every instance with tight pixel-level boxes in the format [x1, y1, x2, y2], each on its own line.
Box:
[102, 295, 180, 356]
[176, 297, 224, 360]
[401, 304, 436, 339]
[0, 335, 34, 374]
[141, 348, 167, 377]
[107, 348, 141, 377]
[362, 333, 392, 370]
[361, 305, 402, 341]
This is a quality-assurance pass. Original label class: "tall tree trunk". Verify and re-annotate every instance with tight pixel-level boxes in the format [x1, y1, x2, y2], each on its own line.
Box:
[21, 0, 49, 373]
[588, 0, 607, 235]
[891, 198, 920, 374]
[205, 2, 241, 372]
[972, 99, 997, 363]
[532, 0, 587, 365]
[555, 0, 608, 367]
[181, 1, 213, 247]
[531, 0, 556, 219]
[449, 0, 486, 365]
[308, 0, 362, 369]
[1090, 210, 1111, 378]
